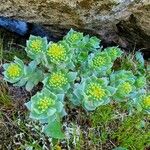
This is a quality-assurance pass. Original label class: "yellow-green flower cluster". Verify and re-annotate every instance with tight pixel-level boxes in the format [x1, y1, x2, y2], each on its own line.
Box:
[25, 88, 64, 125]
[120, 82, 132, 94]
[72, 77, 112, 111]
[90, 52, 112, 74]
[6, 63, 22, 78]
[110, 70, 136, 101]
[3, 57, 24, 84]
[29, 39, 43, 53]
[64, 29, 83, 45]
[26, 35, 47, 60]
[48, 72, 68, 88]
[37, 97, 55, 112]
[86, 83, 105, 100]
[47, 43, 67, 63]
[92, 55, 106, 68]
[143, 95, 150, 108]
[114, 82, 133, 100]
[69, 33, 80, 43]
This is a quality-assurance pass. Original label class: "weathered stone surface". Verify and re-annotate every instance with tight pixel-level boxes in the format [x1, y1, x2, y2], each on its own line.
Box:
[0, 0, 150, 51]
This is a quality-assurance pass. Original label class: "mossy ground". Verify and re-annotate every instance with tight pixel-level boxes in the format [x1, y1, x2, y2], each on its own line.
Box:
[0, 31, 150, 150]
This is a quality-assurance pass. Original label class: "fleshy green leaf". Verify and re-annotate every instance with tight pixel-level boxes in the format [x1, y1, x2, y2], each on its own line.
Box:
[44, 119, 65, 139]
[25, 80, 35, 91]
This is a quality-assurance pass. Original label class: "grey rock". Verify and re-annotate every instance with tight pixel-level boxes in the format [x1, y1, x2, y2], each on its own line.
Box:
[0, 0, 150, 52]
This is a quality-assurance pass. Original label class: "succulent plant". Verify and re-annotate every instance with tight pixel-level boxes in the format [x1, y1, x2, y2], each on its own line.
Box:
[3, 56, 24, 83]
[3, 29, 149, 139]
[110, 70, 136, 101]
[64, 28, 83, 46]
[25, 88, 65, 123]
[71, 76, 116, 110]
[43, 70, 77, 94]
[25, 35, 47, 60]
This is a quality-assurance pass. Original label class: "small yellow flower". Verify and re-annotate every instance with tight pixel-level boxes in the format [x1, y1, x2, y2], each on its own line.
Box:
[143, 95, 150, 107]
[93, 55, 106, 68]
[86, 83, 105, 100]
[6, 64, 21, 78]
[121, 82, 132, 94]
[37, 97, 55, 112]
[47, 43, 67, 62]
[30, 39, 42, 52]
[49, 72, 68, 88]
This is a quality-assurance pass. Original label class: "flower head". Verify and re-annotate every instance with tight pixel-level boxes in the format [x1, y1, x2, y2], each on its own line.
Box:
[70, 33, 80, 43]
[3, 57, 24, 83]
[91, 52, 112, 69]
[26, 35, 47, 59]
[6, 63, 22, 78]
[48, 72, 68, 88]
[64, 29, 83, 45]
[71, 76, 114, 110]
[29, 39, 43, 53]
[43, 71, 77, 93]
[110, 70, 136, 101]
[37, 96, 55, 113]
[92, 55, 107, 68]
[114, 81, 134, 101]
[86, 82, 105, 100]
[143, 95, 150, 108]
[25, 88, 64, 123]
[120, 82, 132, 94]
[47, 43, 67, 63]
[89, 52, 112, 75]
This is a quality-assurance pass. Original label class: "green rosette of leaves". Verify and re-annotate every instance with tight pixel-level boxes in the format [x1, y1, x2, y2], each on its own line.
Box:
[46, 41, 74, 68]
[3, 56, 24, 83]
[128, 89, 146, 112]
[71, 76, 116, 111]
[85, 36, 101, 50]
[141, 94, 150, 113]
[134, 94, 150, 113]
[25, 35, 47, 60]
[43, 70, 77, 94]
[110, 70, 136, 101]
[103, 46, 123, 61]
[74, 35, 101, 64]
[63, 28, 83, 47]
[25, 88, 65, 123]
[87, 51, 113, 76]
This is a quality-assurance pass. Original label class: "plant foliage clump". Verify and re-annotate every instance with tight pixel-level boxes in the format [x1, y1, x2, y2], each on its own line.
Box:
[3, 29, 149, 140]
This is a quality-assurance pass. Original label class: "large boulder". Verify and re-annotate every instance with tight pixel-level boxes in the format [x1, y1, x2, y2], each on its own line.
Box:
[0, 0, 150, 51]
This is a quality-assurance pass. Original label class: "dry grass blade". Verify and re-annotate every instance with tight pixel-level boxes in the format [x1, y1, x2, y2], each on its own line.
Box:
[0, 81, 13, 108]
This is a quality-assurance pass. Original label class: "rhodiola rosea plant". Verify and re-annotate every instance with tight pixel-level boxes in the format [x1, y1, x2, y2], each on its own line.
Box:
[2, 29, 149, 139]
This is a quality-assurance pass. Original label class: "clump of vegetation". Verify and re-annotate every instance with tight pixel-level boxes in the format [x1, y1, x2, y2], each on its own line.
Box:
[2, 29, 150, 149]
[112, 112, 150, 150]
